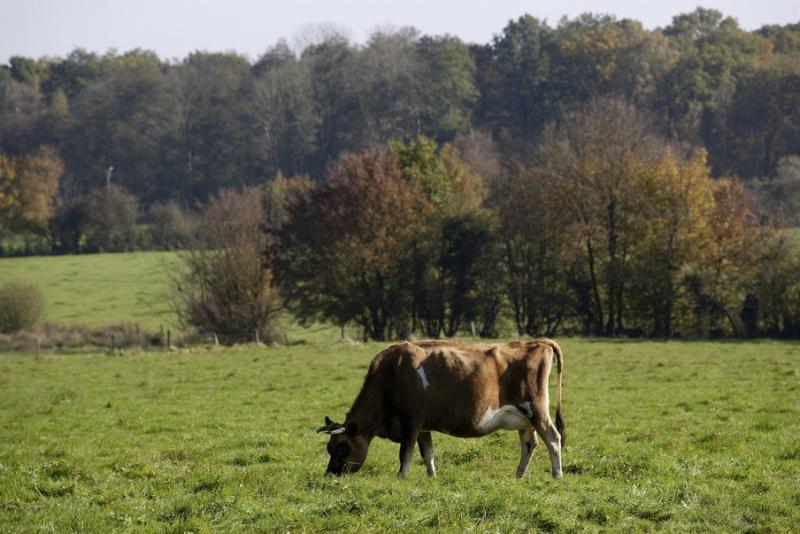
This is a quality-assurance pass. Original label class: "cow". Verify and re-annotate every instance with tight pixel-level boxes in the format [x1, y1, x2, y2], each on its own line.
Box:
[317, 339, 565, 479]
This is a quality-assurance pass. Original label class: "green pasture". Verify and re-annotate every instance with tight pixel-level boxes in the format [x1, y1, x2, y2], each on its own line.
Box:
[0, 252, 178, 331]
[0, 252, 342, 344]
[1, 339, 798, 531]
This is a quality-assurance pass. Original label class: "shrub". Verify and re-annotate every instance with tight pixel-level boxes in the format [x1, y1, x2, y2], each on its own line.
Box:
[83, 184, 140, 252]
[146, 201, 197, 250]
[172, 188, 281, 344]
[0, 281, 45, 333]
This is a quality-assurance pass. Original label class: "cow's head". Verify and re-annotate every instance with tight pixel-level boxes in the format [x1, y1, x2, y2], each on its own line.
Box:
[316, 416, 368, 475]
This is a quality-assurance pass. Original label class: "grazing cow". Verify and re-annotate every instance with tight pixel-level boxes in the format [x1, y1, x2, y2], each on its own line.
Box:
[317, 339, 565, 479]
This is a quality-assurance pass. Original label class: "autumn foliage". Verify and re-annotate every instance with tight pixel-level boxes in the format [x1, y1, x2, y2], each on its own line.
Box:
[271, 100, 800, 340]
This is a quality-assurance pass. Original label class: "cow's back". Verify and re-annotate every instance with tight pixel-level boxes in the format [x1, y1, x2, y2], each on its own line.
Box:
[371, 340, 550, 437]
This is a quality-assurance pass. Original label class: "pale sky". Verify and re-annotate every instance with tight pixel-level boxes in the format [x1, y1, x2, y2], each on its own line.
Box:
[1, 0, 799, 63]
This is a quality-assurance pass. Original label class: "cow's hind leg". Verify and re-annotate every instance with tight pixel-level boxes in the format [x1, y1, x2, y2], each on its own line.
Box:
[417, 431, 436, 477]
[516, 428, 537, 478]
[398, 420, 421, 478]
[533, 417, 562, 479]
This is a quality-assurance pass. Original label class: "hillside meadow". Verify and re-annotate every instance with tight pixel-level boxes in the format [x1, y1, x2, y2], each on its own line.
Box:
[0, 252, 178, 331]
[1, 338, 799, 531]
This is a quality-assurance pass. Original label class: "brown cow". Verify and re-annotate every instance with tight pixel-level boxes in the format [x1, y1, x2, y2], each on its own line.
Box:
[317, 339, 565, 478]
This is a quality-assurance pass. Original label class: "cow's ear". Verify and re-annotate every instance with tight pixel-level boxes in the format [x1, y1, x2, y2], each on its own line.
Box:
[346, 422, 359, 437]
[325, 416, 335, 426]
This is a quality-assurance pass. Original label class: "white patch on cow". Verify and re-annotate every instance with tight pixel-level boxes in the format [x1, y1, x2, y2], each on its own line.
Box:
[416, 365, 430, 390]
[422, 446, 436, 476]
[329, 427, 346, 435]
[476, 405, 532, 434]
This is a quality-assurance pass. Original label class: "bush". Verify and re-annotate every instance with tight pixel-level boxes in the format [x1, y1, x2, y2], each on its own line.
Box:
[173, 188, 281, 344]
[146, 201, 197, 250]
[0, 282, 45, 333]
[83, 184, 140, 252]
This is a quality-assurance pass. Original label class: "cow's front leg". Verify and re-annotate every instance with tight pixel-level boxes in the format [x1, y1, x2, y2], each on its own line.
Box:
[417, 431, 436, 477]
[398, 421, 421, 478]
[516, 427, 537, 478]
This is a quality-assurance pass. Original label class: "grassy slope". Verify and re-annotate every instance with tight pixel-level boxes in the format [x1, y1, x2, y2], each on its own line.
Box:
[0, 252, 178, 331]
[1, 339, 798, 531]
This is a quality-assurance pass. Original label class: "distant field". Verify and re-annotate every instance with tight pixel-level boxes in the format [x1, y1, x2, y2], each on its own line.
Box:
[0, 251, 352, 344]
[1, 339, 798, 531]
[0, 252, 178, 331]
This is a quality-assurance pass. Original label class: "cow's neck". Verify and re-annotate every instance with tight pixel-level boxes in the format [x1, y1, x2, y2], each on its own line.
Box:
[345, 379, 384, 441]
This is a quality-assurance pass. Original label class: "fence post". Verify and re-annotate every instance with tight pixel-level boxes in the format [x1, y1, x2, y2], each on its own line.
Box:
[167, 329, 171, 349]
[111, 334, 116, 353]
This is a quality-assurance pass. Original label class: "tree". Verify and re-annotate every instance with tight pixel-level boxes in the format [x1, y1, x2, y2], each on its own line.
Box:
[145, 201, 196, 250]
[274, 149, 425, 340]
[553, 15, 673, 110]
[83, 184, 139, 252]
[659, 6, 761, 170]
[0, 146, 62, 239]
[491, 162, 573, 336]
[356, 28, 424, 146]
[537, 98, 661, 336]
[684, 179, 763, 336]
[725, 55, 800, 178]
[303, 35, 363, 177]
[389, 136, 490, 337]
[417, 35, 478, 139]
[625, 149, 715, 336]
[252, 44, 318, 178]
[261, 171, 313, 231]
[160, 52, 257, 201]
[748, 155, 800, 226]
[390, 135, 450, 207]
[477, 15, 554, 150]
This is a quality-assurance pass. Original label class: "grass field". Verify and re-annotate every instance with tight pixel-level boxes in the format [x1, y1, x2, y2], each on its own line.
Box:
[1, 338, 799, 531]
[0, 252, 181, 332]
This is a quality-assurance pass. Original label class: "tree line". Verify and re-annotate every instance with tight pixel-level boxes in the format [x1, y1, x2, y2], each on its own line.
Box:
[1, 8, 800, 251]
[264, 99, 800, 340]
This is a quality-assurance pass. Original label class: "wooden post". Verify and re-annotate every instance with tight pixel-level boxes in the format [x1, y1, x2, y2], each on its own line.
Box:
[167, 329, 171, 349]
[214, 333, 219, 346]
[470, 321, 477, 338]
[111, 334, 116, 353]
[255, 329, 260, 344]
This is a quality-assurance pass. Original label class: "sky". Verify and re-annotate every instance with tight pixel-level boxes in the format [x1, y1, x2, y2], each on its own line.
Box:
[2, 0, 799, 63]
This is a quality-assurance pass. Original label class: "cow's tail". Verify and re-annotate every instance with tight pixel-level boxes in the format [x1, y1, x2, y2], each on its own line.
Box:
[540, 339, 565, 449]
